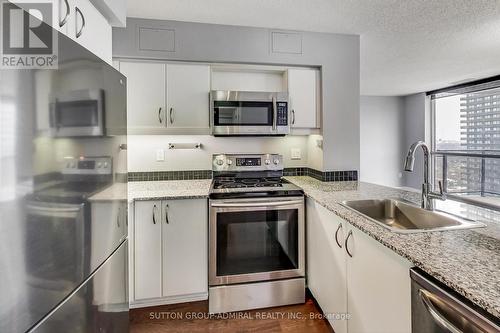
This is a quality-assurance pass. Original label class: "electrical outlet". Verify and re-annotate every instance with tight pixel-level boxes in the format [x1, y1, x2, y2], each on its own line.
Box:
[291, 148, 301, 160]
[156, 149, 165, 162]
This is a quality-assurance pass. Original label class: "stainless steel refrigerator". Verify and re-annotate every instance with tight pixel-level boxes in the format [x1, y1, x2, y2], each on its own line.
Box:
[0, 9, 128, 333]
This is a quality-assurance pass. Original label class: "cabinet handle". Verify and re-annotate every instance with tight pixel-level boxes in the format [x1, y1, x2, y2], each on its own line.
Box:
[334, 223, 343, 248]
[75, 7, 85, 38]
[165, 204, 169, 224]
[152, 204, 157, 224]
[291, 109, 296, 125]
[169, 107, 174, 124]
[158, 107, 163, 123]
[59, 0, 70, 27]
[345, 230, 353, 257]
[117, 207, 121, 227]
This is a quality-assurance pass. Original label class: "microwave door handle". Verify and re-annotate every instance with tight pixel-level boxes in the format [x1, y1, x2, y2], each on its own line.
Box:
[272, 96, 277, 130]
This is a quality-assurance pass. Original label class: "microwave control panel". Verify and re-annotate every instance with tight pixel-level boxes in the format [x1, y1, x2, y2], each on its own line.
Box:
[277, 102, 288, 126]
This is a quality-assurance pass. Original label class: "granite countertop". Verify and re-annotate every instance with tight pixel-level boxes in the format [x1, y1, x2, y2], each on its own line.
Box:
[285, 176, 500, 319]
[88, 183, 128, 202]
[128, 179, 212, 201]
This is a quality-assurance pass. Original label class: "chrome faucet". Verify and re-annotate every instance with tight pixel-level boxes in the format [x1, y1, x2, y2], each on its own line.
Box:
[404, 141, 446, 210]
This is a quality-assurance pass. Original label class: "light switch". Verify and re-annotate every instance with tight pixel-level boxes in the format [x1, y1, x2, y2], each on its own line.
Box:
[291, 148, 301, 160]
[156, 149, 165, 162]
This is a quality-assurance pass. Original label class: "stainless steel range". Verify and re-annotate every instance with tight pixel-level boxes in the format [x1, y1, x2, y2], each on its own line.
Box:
[209, 154, 305, 313]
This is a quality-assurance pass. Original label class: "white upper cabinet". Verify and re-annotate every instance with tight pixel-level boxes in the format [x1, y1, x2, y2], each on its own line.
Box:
[287, 68, 319, 128]
[11, 0, 114, 64]
[119, 61, 211, 134]
[119, 61, 166, 131]
[166, 64, 210, 129]
[66, 0, 112, 63]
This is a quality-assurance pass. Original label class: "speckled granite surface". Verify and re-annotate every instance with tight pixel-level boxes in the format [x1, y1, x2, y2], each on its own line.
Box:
[88, 183, 127, 202]
[285, 176, 500, 319]
[128, 179, 212, 201]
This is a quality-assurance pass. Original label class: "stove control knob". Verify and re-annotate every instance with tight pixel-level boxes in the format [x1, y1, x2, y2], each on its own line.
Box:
[227, 159, 233, 165]
[265, 159, 271, 165]
[273, 159, 280, 165]
[97, 162, 102, 168]
[216, 159, 224, 166]
[103, 162, 109, 168]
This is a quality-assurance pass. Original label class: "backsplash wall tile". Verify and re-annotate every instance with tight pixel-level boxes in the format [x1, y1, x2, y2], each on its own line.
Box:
[129, 168, 357, 182]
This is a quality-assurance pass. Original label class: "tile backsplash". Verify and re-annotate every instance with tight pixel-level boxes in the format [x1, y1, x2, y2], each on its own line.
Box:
[128, 168, 357, 182]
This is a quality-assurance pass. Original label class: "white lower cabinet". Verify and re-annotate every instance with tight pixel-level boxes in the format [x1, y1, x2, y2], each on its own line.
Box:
[132, 198, 208, 306]
[306, 198, 412, 333]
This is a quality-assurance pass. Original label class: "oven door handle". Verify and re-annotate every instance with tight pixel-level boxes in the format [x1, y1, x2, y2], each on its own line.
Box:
[26, 204, 84, 218]
[211, 200, 303, 208]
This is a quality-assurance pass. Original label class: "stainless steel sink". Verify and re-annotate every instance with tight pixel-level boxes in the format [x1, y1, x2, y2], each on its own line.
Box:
[340, 199, 486, 233]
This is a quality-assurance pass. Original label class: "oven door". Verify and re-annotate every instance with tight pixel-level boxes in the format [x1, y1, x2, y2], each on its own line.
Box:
[50, 89, 104, 137]
[209, 197, 304, 286]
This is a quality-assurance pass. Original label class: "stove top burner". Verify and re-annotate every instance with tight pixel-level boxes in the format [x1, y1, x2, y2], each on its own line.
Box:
[213, 177, 283, 189]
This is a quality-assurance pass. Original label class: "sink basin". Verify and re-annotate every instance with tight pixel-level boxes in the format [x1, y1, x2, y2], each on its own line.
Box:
[340, 199, 486, 233]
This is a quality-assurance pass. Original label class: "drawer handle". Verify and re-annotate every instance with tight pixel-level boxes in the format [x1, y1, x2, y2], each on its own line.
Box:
[334, 223, 343, 248]
[75, 7, 85, 38]
[345, 230, 353, 257]
[59, 0, 70, 27]
[117, 207, 121, 227]
[158, 107, 163, 123]
[152, 204, 157, 224]
[165, 204, 169, 224]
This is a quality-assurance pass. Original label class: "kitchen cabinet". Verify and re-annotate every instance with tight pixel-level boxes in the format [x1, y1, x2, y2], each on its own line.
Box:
[287, 68, 319, 128]
[162, 199, 208, 297]
[166, 64, 210, 129]
[306, 198, 412, 333]
[134, 200, 163, 300]
[119, 61, 166, 132]
[66, 0, 112, 63]
[132, 198, 208, 306]
[9, 0, 113, 64]
[118, 61, 210, 134]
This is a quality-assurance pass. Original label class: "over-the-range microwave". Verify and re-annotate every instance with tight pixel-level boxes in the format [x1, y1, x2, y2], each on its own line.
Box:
[210, 90, 289, 136]
[50, 89, 105, 137]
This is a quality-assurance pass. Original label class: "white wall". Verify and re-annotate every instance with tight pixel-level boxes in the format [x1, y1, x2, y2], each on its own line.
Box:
[114, 18, 360, 172]
[402, 93, 431, 189]
[127, 135, 311, 172]
[360, 96, 405, 187]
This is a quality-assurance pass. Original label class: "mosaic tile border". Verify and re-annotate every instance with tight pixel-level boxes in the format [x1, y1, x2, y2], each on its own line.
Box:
[128, 170, 212, 181]
[128, 168, 357, 182]
[284, 168, 358, 182]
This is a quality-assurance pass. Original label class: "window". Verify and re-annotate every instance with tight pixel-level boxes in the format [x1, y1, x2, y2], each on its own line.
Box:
[431, 83, 500, 207]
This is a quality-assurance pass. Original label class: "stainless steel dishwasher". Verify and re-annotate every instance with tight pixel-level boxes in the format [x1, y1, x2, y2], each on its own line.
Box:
[410, 269, 499, 333]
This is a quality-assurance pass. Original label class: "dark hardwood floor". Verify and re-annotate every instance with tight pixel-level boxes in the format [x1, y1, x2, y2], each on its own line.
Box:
[130, 293, 334, 333]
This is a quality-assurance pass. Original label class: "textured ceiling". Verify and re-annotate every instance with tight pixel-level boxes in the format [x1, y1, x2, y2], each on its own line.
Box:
[127, 0, 500, 96]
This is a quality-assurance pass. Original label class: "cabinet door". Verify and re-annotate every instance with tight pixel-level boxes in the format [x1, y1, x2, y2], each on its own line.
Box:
[162, 199, 208, 297]
[134, 200, 163, 300]
[346, 226, 412, 333]
[287, 68, 318, 128]
[306, 199, 348, 333]
[10, 0, 69, 34]
[66, 0, 112, 63]
[166, 64, 210, 129]
[120, 61, 166, 131]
